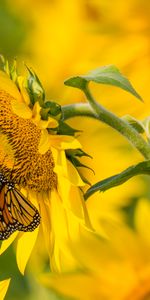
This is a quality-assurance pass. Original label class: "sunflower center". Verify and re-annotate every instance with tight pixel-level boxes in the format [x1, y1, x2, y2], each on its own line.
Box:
[0, 90, 57, 191]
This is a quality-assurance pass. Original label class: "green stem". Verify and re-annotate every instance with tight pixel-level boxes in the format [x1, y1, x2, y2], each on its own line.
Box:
[62, 88, 150, 159]
[62, 103, 98, 120]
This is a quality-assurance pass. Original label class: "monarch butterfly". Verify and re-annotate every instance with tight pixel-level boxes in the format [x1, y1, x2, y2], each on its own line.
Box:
[0, 172, 40, 240]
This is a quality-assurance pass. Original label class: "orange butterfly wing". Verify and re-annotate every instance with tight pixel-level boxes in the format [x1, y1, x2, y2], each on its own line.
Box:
[0, 184, 40, 240]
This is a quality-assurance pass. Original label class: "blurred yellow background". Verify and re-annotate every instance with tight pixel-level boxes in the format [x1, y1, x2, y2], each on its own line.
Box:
[1, 0, 150, 299]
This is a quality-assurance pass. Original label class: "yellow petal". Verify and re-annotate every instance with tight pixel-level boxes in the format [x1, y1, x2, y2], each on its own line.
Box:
[102, 221, 145, 264]
[17, 76, 30, 105]
[52, 148, 68, 178]
[66, 159, 85, 186]
[16, 228, 39, 275]
[0, 232, 18, 255]
[52, 148, 84, 186]
[56, 175, 70, 206]
[47, 116, 58, 128]
[38, 129, 50, 154]
[0, 70, 21, 100]
[32, 101, 41, 123]
[0, 279, 11, 300]
[40, 272, 98, 300]
[49, 135, 82, 150]
[50, 189, 81, 272]
[39, 191, 52, 252]
[16, 189, 40, 275]
[39, 116, 58, 129]
[11, 99, 32, 119]
[68, 185, 92, 227]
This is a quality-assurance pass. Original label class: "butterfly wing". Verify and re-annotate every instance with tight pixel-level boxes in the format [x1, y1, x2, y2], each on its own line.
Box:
[0, 184, 40, 240]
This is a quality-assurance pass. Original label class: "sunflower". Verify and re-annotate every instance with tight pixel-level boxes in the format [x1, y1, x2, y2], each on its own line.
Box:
[0, 59, 93, 274]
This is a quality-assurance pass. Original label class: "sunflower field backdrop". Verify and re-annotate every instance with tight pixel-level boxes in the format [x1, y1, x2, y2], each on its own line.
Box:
[1, 0, 150, 299]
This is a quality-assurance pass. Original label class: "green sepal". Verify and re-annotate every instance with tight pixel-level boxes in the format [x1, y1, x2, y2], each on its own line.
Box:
[68, 156, 95, 174]
[26, 66, 45, 106]
[57, 121, 81, 136]
[122, 115, 144, 133]
[9, 59, 18, 83]
[84, 160, 150, 200]
[0, 55, 9, 75]
[66, 148, 92, 158]
[64, 65, 142, 100]
[42, 101, 62, 119]
[77, 170, 91, 186]
[65, 76, 87, 90]
[66, 148, 93, 185]
[0, 56, 18, 83]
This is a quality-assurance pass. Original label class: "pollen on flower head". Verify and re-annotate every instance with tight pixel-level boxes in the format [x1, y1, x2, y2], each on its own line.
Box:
[0, 90, 57, 191]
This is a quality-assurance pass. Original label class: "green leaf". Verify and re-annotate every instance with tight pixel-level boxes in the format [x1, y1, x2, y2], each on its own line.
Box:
[122, 115, 145, 133]
[84, 160, 150, 200]
[65, 76, 87, 90]
[64, 65, 142, 100]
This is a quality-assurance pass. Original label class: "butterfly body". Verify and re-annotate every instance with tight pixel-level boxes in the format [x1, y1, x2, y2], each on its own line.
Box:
[0, 172, 40, 240]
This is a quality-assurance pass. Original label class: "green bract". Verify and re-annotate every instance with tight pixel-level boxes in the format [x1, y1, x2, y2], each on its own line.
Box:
[26, 67, 45, 106]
